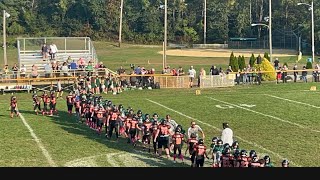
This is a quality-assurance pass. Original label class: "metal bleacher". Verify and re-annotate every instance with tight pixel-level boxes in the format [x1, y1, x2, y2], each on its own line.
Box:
[17, 37, 98, 75]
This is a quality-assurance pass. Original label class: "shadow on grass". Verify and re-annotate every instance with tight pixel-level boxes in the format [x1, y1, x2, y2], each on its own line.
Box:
[19, 109, 190, 167]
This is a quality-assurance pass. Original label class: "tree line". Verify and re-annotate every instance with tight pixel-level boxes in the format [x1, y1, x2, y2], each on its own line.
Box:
[0, 0, 319, 50]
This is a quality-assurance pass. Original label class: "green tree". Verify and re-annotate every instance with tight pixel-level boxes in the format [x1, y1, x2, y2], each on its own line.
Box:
[238, 55, 246, 70]
[306, 61, 313, 69]
[264, 52, 270, 61]
[249, 53, 255, 67]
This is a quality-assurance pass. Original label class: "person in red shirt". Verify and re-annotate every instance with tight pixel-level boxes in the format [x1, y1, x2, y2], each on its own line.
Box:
[10, 96, 19, 118]
[154, 119, 171, 158]
[142, 118, 153, 152]
[172, 128, 184, 163]
[185, 133, 198, 167]
[32, 94, 41, 115]
[66, 92, 75, 115]
[49, 92, 57, 116]
[194, 139, 209, 167]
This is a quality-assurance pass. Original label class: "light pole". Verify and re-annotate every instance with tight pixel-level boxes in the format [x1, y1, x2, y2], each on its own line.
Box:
[118, 0, 124, 48]
[3, 10, 10, 66]
[204, 0, 207, 44]
[298, 0, 314, 62]
[252, 23, 272, 61]
[163, 0, 167, 69]
[269, 0, 272, 63]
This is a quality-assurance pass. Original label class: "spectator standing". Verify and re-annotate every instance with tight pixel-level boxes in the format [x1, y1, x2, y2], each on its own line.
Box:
[20, 64, 26, 78]
[41, 43, 49, 61]
[3, 65, 9, 79]
[293, 64, 298, 82]
[282, 65, 288, 83]
[177, 66, 185, 76]
[188, 66, 196, 88]
[210, 65, 219, 75]
[11, 63, 18, 79]
[274, 58, 280, 69]
[221, 122, 233, 146]
[226, 66, 233, 74]
[49, 42, 58, 60]
[302, 66, 308, 83]
[198, 67, 206, 87]
[187, 121, 205, 140]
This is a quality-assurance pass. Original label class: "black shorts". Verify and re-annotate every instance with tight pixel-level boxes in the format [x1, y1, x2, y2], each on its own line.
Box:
[85, 112, 91, 119]
[11, 107, 17, 113]
[75, 108, 80, 113]
[50, 103, 56, 110]
[158, 136, 169, 149]
[142, 134, 151, 143]
[129, 129, 137, 137]
[97, 119, 104, 127]
[34, 104, 41, 111]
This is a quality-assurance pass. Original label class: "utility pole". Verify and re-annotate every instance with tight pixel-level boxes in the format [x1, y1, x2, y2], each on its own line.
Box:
[204, 0, 207, 44]
[269, 0, 273, 63]
[118, 0, 124, 48]
[164, 0, 167, 68]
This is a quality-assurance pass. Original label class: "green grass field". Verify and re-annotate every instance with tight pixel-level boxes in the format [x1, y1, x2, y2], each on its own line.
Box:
[0, 41, 319, 167]
[1, 82, 320, 167]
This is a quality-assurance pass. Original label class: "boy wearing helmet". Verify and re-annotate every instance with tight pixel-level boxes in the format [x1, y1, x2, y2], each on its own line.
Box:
[49, 92, 57, 116]
[142, 117, 153, 152]
[185, 132, 198, 167]
[194, 139, 209, 167]
[172, 128, 185, 163]
[154, 119, 171, 158]
[32, 94, 41, 115]
[281, 159, 289, 167]
[10, 96, 19, 118]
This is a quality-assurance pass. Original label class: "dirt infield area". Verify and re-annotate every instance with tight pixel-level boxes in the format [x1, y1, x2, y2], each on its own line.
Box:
[158, 48, 297, 58]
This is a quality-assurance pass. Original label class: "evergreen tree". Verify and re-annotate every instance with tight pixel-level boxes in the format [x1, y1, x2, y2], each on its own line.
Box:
[249, 53, 255, 67]
[264, 52, 270, 62]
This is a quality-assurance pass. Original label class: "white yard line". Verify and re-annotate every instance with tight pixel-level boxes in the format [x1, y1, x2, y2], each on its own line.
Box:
[206, 96, 320, 134]
[18, 113, 57, 167]
[264, 94, 320, 109]
[146, 98, 301, 167]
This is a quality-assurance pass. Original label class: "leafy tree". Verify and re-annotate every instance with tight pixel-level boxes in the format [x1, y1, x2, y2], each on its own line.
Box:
[306, 61, 313, 69]
[249, 53, 255, 67]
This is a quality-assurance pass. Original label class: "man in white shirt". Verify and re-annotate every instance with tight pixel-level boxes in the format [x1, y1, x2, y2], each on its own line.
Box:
[187, 121, 205, 140]
[188, 66, 196, 88]
[20, 64, 26, 78]
[49, 43, 58, 60]
[221, 122, 233, 146]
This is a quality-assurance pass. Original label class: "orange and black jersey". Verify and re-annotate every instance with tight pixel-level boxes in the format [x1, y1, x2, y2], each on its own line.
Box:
[129, 118, 139, 129]
[41, 95, 49, 103]
[33, 97, 40, 105]
[172, 133, 184, 145]
[74, 101, 81, 109]
[66, 95, 75, 105]
[221, 154, 234, 167]
[10, 100, 17, 108]
[51, 97, 57, 104]
[97, 109, 106, 119]
[108, 111, 120, 121]
[195, 144, 207, 156]
[125, 117, 132, 129]
[151, 125, 158, 138]
[143, 122, 153, 135]
[157, 124, 171, 136]
[45, 97, 51, 104]
[187, 138, 198, 152]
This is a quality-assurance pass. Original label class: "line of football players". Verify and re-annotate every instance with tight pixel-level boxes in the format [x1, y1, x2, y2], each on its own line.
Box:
[28, 90, 289, 167]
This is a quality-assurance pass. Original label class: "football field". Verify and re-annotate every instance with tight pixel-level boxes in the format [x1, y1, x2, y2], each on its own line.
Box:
[1, 82, 320, 167]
